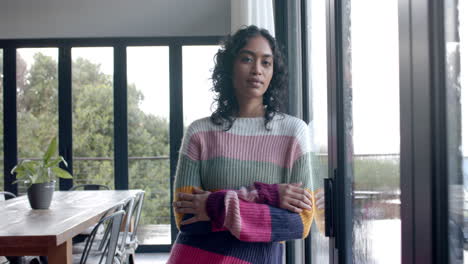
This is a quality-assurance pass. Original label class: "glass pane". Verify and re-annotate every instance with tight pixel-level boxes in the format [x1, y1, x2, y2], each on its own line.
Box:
[0, 49, 3, 191]
[127, 46, 170, 245]
[342, 1, 401, 263]
[306, 0, 330, 262]
[182, 45, 219, 125]
[17, 48, 59, 193]
[445, 0, 467, 262]
[72, 47, 114, 188]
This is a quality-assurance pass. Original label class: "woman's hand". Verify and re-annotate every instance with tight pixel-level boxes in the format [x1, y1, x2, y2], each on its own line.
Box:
[173, 187, 211, 225]
[278, 183, 313, 213]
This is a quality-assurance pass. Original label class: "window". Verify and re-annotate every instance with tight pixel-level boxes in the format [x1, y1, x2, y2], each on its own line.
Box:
[0, 36, 221, 253]
[341, 0, 401, 262]
[16, 48, 59, 193]
[127, 46, 171, 245]
[182, 45, 219, 125]
[445, 0, 467, 262]
[72, 47, 114, 187]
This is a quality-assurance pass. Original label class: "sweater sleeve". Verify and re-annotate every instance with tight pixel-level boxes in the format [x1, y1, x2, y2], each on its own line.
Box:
[205, 152, 314, 242]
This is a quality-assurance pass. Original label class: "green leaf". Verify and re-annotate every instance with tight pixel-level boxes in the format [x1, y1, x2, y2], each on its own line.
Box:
[43, 136, 58, 164]
[51, 167, 73, 179]
[46, 156, 67, 168]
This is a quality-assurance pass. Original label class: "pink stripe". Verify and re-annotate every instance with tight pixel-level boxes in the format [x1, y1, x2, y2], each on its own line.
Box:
[238, 201, 272, 242]
[168, 244, 251, 264]
[186, 131, 303, 168]
[224, 191, 242, 238]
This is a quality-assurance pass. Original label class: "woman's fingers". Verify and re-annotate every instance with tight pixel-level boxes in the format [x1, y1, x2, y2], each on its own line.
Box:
[175, 207, 196, 214]
[286, 189, 313, 206]
[172, 201, 192, 208]
[282, 197, 312, 210]
[192, 187, 206, 194]
[284, 184, 313, 206]
[178, 192, 194, 201]
[283, 203, 303, 213]
[180, 216, 199, 225]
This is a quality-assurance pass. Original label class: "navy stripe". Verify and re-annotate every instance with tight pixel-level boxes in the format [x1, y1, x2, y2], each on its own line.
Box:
[175, 232, 283, 264]
[269, 206, 304, 241]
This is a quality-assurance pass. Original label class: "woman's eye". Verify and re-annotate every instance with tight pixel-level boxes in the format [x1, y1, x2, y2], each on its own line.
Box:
[240, 57, 253, 63]
[262, 60, 272, 66]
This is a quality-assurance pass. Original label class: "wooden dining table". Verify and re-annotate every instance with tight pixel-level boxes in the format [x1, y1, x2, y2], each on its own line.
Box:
[0, 189, 142, 264]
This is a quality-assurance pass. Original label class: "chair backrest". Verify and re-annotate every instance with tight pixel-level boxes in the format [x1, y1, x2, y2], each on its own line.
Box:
[80, 210, 125, 264]
[117, 196, 135, 254]
[129, 191, 145, 241]
[69, 184, 111, 191]
[0, 191, 16, 201]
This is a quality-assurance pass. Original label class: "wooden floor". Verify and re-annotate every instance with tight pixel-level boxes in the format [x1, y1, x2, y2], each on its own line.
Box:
[135, 253, 170, 264]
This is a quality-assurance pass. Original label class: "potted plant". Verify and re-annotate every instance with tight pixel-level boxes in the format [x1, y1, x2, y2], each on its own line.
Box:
[11, 136, 73, 209]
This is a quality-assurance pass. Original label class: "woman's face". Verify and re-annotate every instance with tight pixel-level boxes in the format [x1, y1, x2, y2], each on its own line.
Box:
[232, 35, 274, 104]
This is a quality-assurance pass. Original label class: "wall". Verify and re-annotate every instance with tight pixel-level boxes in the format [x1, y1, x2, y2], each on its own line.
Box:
[0, 0, 230, 39]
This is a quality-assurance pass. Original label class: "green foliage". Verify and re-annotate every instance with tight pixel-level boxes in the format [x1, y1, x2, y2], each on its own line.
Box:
[353, 158, 399, 191]
[11, 137, 73, 187]
[10, 51, 172, 226]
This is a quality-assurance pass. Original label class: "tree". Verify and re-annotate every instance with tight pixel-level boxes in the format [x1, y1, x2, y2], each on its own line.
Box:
[10, 52, 171, 225]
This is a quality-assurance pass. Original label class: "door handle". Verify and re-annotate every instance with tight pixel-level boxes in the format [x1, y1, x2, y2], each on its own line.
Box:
[324, 177, 335, 237]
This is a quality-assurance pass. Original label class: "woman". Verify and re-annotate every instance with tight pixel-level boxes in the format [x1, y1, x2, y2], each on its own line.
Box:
[168, 25, 317, 264]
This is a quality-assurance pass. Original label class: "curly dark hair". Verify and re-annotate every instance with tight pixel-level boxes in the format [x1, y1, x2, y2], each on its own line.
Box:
[210, 25, 288, 130]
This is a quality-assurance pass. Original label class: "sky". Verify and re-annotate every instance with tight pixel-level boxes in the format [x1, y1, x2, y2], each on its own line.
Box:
[14, 0, 467, 156]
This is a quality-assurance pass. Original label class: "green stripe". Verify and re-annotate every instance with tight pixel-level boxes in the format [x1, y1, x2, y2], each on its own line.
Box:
[175, 153, 315, 192]
[290, 153, 313, 190]
[174, 155, 201, 188]
[200, 157, 308, 190]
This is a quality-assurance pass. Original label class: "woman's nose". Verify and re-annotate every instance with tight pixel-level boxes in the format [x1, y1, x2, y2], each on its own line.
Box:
[251, 61, 262, 75]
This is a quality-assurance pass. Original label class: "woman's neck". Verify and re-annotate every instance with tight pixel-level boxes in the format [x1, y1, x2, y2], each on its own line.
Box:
[237, 101, 265, 117]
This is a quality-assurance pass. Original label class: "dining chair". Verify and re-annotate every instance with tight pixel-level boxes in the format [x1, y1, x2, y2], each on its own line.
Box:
[70, 184, 112, 244]
[74, 197, 135, 264]
[114, 196, 137, 264]
[119, 191, 145, 264]
[69, 184, 111, 191]
[0, 191, 16, 201]
[75, 210, 125, 264]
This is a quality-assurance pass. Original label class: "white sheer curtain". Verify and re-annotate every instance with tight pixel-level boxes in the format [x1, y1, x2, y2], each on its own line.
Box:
[230, 0, 275, 36]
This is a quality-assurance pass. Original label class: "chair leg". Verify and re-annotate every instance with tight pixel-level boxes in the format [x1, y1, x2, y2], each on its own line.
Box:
[128, 254, 134, 264]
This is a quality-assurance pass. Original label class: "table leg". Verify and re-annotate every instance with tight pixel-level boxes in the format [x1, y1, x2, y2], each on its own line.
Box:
[48, 239, 72, 264]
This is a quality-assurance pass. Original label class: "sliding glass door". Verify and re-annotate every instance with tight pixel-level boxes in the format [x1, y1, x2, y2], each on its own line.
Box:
[445, 0, 467, 262]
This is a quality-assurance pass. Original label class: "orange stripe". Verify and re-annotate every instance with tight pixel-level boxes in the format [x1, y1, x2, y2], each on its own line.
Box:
[299, 189, 315, 238]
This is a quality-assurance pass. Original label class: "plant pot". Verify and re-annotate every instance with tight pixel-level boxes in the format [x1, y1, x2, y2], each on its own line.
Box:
[27, 181, 55, 209]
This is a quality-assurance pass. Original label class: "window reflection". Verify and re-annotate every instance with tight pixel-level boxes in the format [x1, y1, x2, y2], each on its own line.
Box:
[306, 0, 330, 261]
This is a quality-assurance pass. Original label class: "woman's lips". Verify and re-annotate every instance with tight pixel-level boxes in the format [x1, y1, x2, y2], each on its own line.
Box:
[247, 79, 263, 88]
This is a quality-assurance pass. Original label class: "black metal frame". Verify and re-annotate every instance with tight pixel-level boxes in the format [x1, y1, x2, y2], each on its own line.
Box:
[399, 0, 449, 263]
[275, 0, 307, 263]
[0, 36, 222, 253]
[3, 46, 18, 195]
[169, 43, 184, 246]
[58, 46, 73, 191]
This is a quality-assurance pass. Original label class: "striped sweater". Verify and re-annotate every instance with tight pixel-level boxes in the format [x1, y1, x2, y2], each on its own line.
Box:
[168, 114, 315, 264]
